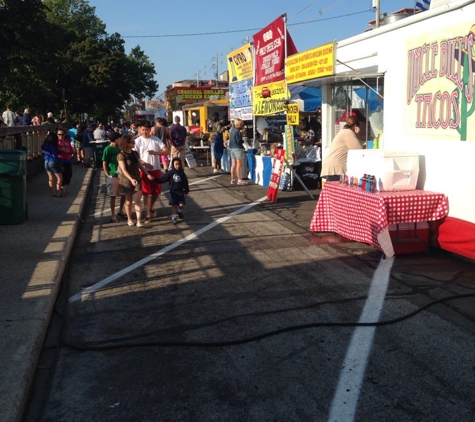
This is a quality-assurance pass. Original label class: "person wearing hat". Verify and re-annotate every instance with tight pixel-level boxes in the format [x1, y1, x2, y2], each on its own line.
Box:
[321, 115, 363, 181]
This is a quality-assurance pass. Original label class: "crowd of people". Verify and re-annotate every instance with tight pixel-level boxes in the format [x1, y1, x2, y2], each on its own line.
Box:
[1, 106, 56, 127]
[37, 118, 195, 226]
[1, 105, 252, 226]
[6, 101, 360, 224]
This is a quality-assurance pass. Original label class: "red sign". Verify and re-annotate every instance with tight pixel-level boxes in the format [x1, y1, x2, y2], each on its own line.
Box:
[253, 16, 298, 86]
[267, 148, 286, 202]
[188, 126, 201, 135]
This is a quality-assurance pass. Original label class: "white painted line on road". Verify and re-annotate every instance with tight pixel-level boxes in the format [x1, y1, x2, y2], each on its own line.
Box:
[70, 194, 267, 303]
[90, 175, 221, 218]
[327, 256, 395, 422]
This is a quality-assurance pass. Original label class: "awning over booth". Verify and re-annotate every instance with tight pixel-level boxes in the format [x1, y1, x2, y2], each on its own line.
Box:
[289, 85, 322, 112]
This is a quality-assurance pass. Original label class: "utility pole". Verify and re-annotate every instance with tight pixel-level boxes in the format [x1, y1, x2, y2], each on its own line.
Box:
[215, 54, 219, 86]
[373, 0, 380, 28]
[196, 70, 200, 85]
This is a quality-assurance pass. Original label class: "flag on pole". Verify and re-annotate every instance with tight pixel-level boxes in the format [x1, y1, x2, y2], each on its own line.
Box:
[415, 0, 431, 11]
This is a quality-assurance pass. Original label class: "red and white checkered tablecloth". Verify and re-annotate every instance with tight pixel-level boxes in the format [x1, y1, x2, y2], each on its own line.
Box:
[310, 182, 449, 256]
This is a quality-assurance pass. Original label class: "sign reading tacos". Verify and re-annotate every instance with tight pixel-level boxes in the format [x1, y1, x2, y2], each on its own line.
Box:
[406, 23, 475, 140]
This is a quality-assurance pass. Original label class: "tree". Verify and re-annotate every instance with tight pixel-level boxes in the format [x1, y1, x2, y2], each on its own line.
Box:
[0, 0, 158, 124]
[43, 0, 158, 122]
[0, 0, 59, 110]
[125, 46, 159, 101]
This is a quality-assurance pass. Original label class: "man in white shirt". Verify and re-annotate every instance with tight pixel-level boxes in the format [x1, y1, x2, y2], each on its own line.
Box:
[2, 105, 15, 127]
[133, 120, 169, 223]
[93, 123, 106, 140]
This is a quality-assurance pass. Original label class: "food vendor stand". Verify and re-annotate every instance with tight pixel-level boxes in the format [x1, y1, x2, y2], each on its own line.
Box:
[287, 0, 475, 259]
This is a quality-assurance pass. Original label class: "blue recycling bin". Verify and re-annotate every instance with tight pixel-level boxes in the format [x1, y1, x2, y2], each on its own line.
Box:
[0, 150, 27, 224]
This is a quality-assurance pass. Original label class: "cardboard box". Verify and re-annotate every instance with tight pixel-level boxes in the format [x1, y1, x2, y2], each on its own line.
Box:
[347, 150, 419, 191]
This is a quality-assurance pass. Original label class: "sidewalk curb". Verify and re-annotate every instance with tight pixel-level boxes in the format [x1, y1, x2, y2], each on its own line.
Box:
[4, 167, 94, 422]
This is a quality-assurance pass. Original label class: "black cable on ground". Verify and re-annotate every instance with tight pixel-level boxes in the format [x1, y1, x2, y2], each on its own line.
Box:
[61, 292, 475, 351]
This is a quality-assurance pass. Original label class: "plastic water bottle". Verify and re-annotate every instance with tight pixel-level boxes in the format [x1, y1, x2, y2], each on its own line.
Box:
[365, 175, 372, 192]
[370, 175, 376, 192]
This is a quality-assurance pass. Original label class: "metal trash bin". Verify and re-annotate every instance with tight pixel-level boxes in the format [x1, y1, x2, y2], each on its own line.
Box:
[92, 140, 110, 168]
[0, 150, 27, 224]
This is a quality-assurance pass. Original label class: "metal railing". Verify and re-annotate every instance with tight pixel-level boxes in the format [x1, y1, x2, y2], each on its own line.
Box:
[0, 124, 59, 160]
[0, 124, 61, 180]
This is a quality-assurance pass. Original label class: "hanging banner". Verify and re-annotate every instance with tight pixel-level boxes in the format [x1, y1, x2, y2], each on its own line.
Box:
[253, 16, 298, 86]
[253, 80, 289, 116]
[267, 148, 286, 202]
[286, 103, 299, 125]
[227, 43, 253, 83]
[229, 78, 253, 121]
[286, 42, 336, 84]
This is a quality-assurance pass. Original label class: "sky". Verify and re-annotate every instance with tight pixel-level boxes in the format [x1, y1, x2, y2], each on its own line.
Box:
[87, 0, 417, 100]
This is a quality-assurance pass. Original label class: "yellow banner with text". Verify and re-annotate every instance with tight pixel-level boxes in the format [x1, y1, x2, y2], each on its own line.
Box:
[253, 80, 289, 116]
[286, 42, 335, 84]
[227, 43, 253, 83]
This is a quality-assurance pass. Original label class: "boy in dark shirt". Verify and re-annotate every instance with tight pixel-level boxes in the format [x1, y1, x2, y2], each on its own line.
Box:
[154, 157, 189, 224]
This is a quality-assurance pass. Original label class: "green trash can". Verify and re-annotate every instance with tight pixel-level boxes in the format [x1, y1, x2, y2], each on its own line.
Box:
[92, 140, 110, 168]
[0, 150, 27, 224]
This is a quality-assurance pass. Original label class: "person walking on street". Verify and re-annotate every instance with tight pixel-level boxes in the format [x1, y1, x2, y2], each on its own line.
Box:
[128, 123, 138, 137]
[151, 117, 171, 171]
[117, 133, 154, 228]
[41, 132, 63, 197]
[82, 124, 94, 167]
[57, 129, 75, 195]
[102, 132, 126, 223]
[210, 113, 225, 173]
[154, 157, 189, 224]
[75, 124, 85, 164]
[169, 115, 187, 168]
[134, 120, 168, 223]
[229, 118, 248, 185]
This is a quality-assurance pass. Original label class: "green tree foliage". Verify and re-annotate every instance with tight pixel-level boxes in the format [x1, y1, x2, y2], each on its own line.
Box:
[0, 0, 158, 123]
[0, 0, 59, 110]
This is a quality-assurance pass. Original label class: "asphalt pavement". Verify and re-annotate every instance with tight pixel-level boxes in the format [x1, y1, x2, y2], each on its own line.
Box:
[0, 159, 323, 422]
[2, 159, 475, 422]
